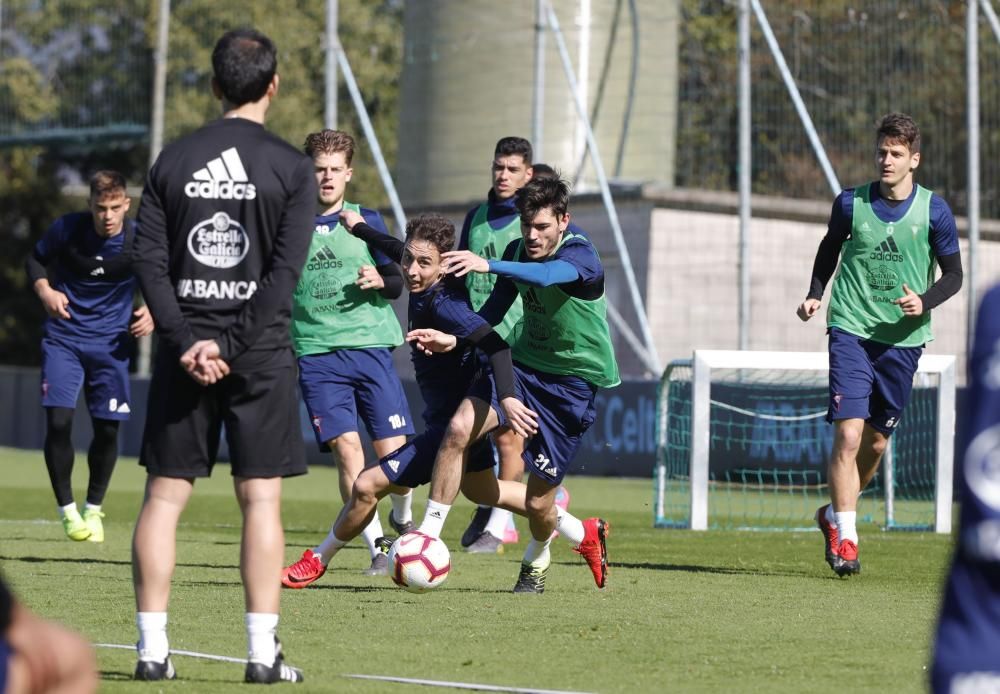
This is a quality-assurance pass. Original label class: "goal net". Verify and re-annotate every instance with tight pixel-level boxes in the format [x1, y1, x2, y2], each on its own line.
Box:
[654, 350, 955, 533]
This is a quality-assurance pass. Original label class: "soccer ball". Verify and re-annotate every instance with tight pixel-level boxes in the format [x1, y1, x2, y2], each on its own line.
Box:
[387, 531, 451, 593]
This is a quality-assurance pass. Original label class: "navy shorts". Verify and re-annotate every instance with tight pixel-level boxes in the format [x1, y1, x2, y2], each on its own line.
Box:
[41, 335, 132, 419]
[140, 350, 307, 479]
[298, 348, 414, 450]
[827, 327, 923, 435]
[379, 425, 494, 489]
[469, 363, 597, 486]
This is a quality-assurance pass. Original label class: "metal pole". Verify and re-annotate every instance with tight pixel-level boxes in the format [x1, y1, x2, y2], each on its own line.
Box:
[738, 0, 751, 351]
[982, 0, 1000, 43]
[968, 0, 981, 348]
[334, 37, 407, 237]
[607, 301, 658, 375]
[325, 0, 338, 130]
[139, 0, 171, 378]
[532, 0, 546, 161]
[544, 0, 661, 372]
[149, 0, 169, 168]
[750, 0, 840, 196]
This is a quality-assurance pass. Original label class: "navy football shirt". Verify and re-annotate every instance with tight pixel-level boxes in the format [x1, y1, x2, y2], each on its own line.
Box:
[32, 212, 136, 342]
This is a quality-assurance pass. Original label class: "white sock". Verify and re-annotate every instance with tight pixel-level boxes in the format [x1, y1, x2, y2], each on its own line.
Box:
[556, 508, 586, 545]
[361, 513, 384, 557]
[136, 611, 169, 662]
[84, 503, 101, 513]
[484, 507, 511, 540]
[522, 538, 552, 568]
[824, 504, 836, 526]
[390, 491, 413, 525]
[835, 511, 858, 544]
[314, 527, 348, 564]
[418, 500, 451, 538]
[246, 612, 278, 665]
[58, 502, 78, 518]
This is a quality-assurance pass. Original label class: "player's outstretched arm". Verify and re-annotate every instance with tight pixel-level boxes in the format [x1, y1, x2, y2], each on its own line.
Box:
[405, 328, 457, 355]
[341, 211, 406, 264]
[441, 249, 489, 277]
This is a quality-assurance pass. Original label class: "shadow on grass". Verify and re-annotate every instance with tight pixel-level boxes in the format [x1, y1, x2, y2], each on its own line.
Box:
[610, 560, 818, 578]
[99, 670, 134, 682]
[0, 554, 240, 571]
[287, 583, 507, 595]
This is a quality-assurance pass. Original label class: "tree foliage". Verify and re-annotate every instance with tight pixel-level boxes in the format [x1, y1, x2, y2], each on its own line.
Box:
[0, 0, 403, 366]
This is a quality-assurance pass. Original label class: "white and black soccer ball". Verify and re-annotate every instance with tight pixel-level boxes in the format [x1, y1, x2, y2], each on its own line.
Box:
[387, 531, 451, 593]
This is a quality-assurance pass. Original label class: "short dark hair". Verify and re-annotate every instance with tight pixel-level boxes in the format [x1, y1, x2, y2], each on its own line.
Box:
[212, 29, 277, 107]
[516, 176, 569, 222]
[529, 163, 558, 180]
[303, 130, 356, 164]
[405, 213, 455, 255]
[89, 170, 127, 199]
[877, 112, 921, 153]
[494, 136, 533, 165]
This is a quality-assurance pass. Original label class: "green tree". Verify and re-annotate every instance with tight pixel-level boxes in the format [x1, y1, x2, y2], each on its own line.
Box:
[0, 0, 404, 366]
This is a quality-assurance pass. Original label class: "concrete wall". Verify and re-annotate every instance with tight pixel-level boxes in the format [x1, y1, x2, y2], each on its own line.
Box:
[644, 203, 991, 380]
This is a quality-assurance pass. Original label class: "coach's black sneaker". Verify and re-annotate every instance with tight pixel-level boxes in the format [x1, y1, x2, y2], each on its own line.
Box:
[461, 506, 492, 548]
[389, 511, 415, 535]
[513, 561, 548, 594]
[245, 659, 304, 684]
[134, 656, 176, 681]
[832, 540, 861, 577]
[245, 637, 304, 684]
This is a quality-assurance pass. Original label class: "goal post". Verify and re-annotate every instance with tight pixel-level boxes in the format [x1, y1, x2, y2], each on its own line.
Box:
[654, 350, 956, 533]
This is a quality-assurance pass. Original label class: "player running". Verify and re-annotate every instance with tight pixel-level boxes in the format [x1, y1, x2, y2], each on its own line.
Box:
[281, 211, 606, 592]
[414, 176, 619, 593]
[797, 112, 962, 576]
[26, 170, 154, 543]
[292, 129, 415, 576]
[458, 136, 536, 553]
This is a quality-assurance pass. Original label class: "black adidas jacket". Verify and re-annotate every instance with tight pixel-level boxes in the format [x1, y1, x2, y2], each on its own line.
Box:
[134, 118, 316, 366]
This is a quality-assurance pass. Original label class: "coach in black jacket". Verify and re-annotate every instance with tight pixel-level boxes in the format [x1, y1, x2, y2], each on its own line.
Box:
[130, 28, 315, 684]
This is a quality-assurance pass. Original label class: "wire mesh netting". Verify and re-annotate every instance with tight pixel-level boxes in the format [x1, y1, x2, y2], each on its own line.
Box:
[655, 360, 941, 531]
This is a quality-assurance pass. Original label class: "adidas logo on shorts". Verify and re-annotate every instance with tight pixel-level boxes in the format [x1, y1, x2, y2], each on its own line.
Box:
[184, 148, 257, 200]
[386, 459, 400, 474]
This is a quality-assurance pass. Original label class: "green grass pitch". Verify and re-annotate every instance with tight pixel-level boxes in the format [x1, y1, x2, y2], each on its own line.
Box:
[0, 446, 954, 693]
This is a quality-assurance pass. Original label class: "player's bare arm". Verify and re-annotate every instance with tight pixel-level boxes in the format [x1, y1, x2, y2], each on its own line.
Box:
[797, 297, 821, 322]
[441, 250, 489, 277]
[33, 279, 71, 320]
[405, 328, 457, 355]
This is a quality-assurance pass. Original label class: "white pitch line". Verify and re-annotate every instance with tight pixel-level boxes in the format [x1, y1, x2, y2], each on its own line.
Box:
[345, 673, 596, 694]
[94, 643, 245, 664]
[96, 645, 596, 692]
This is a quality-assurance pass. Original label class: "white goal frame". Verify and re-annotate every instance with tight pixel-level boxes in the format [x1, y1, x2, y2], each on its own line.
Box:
[678, 350, 956, 533]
